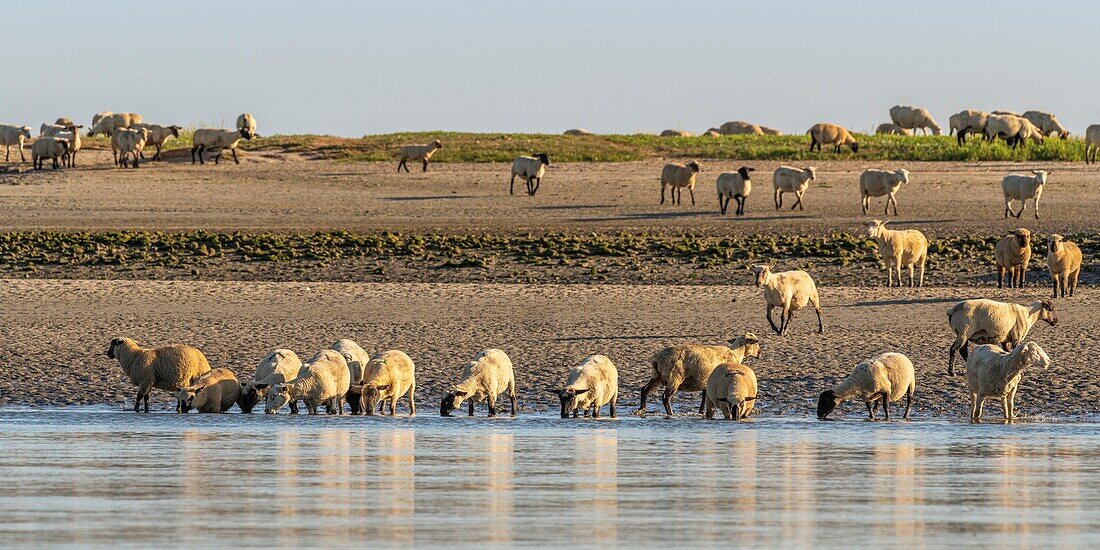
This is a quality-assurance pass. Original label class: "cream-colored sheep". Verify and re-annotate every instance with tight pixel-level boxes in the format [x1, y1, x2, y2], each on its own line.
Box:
[440, 348, 516, 417]
[772, 165, 816, 211]
[660, 160, 701, 206]
[875, 123, 911, 136]
[866, 219, 928, 287]
[994, 228, 1032, 289]
[1002, 170, 1049, 219]
[191, 128, 251, 165]
[87, 112, 142, 137]
[889, 105, 941, 135]
[236, 113, 257, 139]
[330, 338, 371, 413]
[113, 127, 150, 168]
[1085, 124, 1100, 164]
[704, 362, 757, 420]
[760, 126, 783, 136]
[859, 169, 909, 215]
[946, 298, 1056, 376]
[350, 350, 417, 416]
[238, 349, 304, 414]
[807, 123, 859, 153]
[0, 124, 32, 162]
[1046, 234, 1082, 298]
[716, 166, 754, 216]
[510, 153, 550, 196]
[54, 117, 74, 126]
[31, 136, 69, 170]
[660, 129, 692, 137]
[551, 354, 618, 418]
[752, 264, 824, 335]
[1022, 110, 1069, 139]
[949, 109, 989, 145]
[817, 352, 914, 420]
[265, 349, 351, 415]
[638, 332, 761, 416]
[397, 139, 443, 172]
[106, 337, 212, 413]
[563, 128, 592, 136]
[985, 114, 1044, 148]
[966, 341, 1050, 422]
[177, 368, 241, 413]
[51, 124, 84, 168]
[131, 123, 181, 161]
[702, 129, 722, 137]
[719, 121, 764, 135]
[91, 111, 113, 129]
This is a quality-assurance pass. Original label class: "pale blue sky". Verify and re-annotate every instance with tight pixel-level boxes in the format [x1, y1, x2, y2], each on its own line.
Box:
[5, 0, 1096, 136]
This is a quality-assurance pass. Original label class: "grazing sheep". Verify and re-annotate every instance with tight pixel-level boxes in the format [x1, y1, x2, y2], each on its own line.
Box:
[859, 168, 909, 215]
[807, 123, 859, 153]
[238, 349, 304, 414]
[991, 110, 1020, 116]
[177, 368, 241, 413]
[0, 124, 32, 162]
[704, 362, 757, 420]
[638, 332, 761, 417]
[716, 166, 754, 216]
[331, 339, 371, 413]
[236, 113, 257, 139]
[866, 219, 928, 287]
[1022, 111, 1069, 139]
[87, 112, 142, 137]
[440, 348, 516, 417]
[510, 153, 550, 196]
[563, 128, 592, 136]
[759, 126, 783, 136]
[1085, 124, 1100, 164]
[264, 349, 351, 415]
[949, 109, 989, 145]
[31, 137, 69, 170]
[719, 121, 764, 135]
[817, 352, 915, 420]
[772, 165, 816, 211]
[875, 123, 912, 136]
[752, 264, 824, 335]
[191, 128, 251, 165]
[91, 111, 113, 129]
[106, 337, 212, 413]
[889, 105, 941, 135]
[946, 298, 1057, 376]
[985, 114, 1044, 148]
[113, 128, 150, 168]
[1046, 234, 1082, 298]
[132, 123, 181, 161]
[550, 354, 618, 418]
[994, 228, 1033, 289]
[660, 129, 692, 137]
[966, 341, 1050, 422]
[397, 139, 443, 172]
[660, 160, 701, 206]
[702, 129, 722, 137]
[349, 350, 417, 416]
[1001, 170, 1049, 219]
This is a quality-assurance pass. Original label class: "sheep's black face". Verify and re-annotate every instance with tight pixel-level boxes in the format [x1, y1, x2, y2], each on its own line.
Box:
[1014, 233, 1029, 248]
[738, 166, 754, 180]
[106, 339, 120, 359]
[362, 386, 383, 416]
[347, 386, 364, 415]
[538, 153, 550, 166]
[237, 387, 259, 414]
[817, 390, 838, 419]
[556, 391, 577, 419]
[850, 143, 860, 153]
[440, 393, 457, 417]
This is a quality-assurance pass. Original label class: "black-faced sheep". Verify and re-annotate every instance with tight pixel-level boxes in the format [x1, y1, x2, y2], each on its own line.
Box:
[1046, 234, 1082, 298]
[994, 228, 1032, 289]
[107, 337, 212, 413]
[889, 105, 941, 135]
[716, 166, 754, 216]
[704, 362, 757, 420]
[349, 350, 417, 416]
[946, 298, 1057, 376]
[660, 160, 701, 206]
[866, 220, 928, 287]
[177, 368, 241, 413]
[772, 166, 816, 211]
[397, 139, 442, 172]
[638, 333, 760, 417]
[0, 124, 32, 162]
[440, 348, 516, 417]
[807, 123, 858, 153]
[510, 153, 550, 196]
[264, 349, 350, 415]
[817, 352, 914, 421]
[859, 169, 909, 215]
[238, 349, 304, 414]
[550, 354, 618, 419]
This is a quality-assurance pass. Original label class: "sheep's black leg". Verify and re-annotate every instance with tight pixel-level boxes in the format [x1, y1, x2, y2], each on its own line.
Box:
[133, 391, 142, 412]
[637, 376, 661, 415]
[661, 387, 676, 417]
[510, 174, 516, 195]
[397, 160, 404, 173]
[688, 188, 696, 206]
[422, 159, 428, 172]
[468, 400, 475, 416]
[509, 391, 517, 416]
[290, 401, 299, 414]
[719, 195, 726, 215]
[809, 137, 817, 152]
[775, 190, 782, 210]
[866, 400, 875, 420]
[487, 397, 497, 417]
[153, 145, 161, 161]
[766, 305, 781, 335]
[881, 393, 890, 421]
[232, 148, 240, 165]
[904, 391, 912, 420]
[698, 391, 707, 415]
[191, 145, 198, 164]
[532, 177, 540, 195]
[660, 184, 666, 205]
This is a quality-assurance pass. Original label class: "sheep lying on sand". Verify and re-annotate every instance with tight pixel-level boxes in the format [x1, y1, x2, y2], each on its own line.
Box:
[859, 168, 909, 215]
[238, 349, 304, 414]
[716, 166, 754, 216]
[752, 264, 824, 335]
[772, 166, 816, 211]
[397, 139, 442, 172]
[704, 362, 757, 420]
[965, 341, 1050, 422]
[946, 298, 1056, 376]
[177, 368, 241, 413]
[638, 333, 761, 416]
[817, 352, 914, 420]
[349, 350, 417, 416]
[107, 337, 212, 413]
[440, 349, 517, 417]
[866, 219, 928, 287]
[994, 228, 1032, 289]
[660, 160, 701, 205]
[1046, 234, 1082, 298]
[510, 153, 550, 196]
[660, 129, 692, 137]
[807, 123, 858, 153]
[551, 354, 618, 418]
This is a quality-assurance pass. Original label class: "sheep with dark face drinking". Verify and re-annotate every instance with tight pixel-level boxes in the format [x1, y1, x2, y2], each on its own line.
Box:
[817, 352, 914, 421]
[238, 349, 304, 414]
[550, 354, 618, 419]
[349, 350, 416, 416]
[440, 349, 516, 417]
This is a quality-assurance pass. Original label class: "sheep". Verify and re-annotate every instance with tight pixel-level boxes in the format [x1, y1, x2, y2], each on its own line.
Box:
[807, 122, 859, 153]
[1085, 124, 1100, 164]
[994, 228, 1033, 289]
[704, 362, 757, 420]
[660, 160, 701, 206]
[31, 136, 69, 170]
[1001, 170, 1049, 219]
[177, 368, 241, 413]
[966, 341, 1050, 422]
[236, 113, 257, 139]
[510, 153, 550, 196]
[42, 123, 85, 168]
[1022, 111, 1069, 139]
[859, 168, 909, 215]
[991, 110, 1020, 116]
[716, 166, 754, 216]
[949, 109, 989, 145]
[440, 348, 517, 417]
[875, 123, 912, 136]
[702, 128, 722, 137]
[637, 332, 761, 417]
[264, 349, 351, 415]
[397, 139, 443, 172]
[1046, 234, 1082, 298]
[113, 128, 149, 168]
[759, 126, 783, 136]
[131, 123, 181, 161]
[889, 105, 941, 135]
[752, 264, 824, 335]
[191, 128, 251, 165]
[563, 128, 592, 136]
[771, 165, 816, 211]
[817, 352, 915, 421]
[54, 117, 74, 126]
[106, 337, 212, 413]
[238, 349, 304, 414]
[91, 111, 113, 129]
[87, 112, 142, 137]
[946, 298, 1057, 376]
[348, 350, 417, 416]
[984, 114, 1044, 149]
[719, 121, 764, 135]
[865, 219, 928, 287]
[550, 354, 618, 419]
[0, 124, 32, 162]
[660, 129, 692, 137]
[330, 339, 371, 414]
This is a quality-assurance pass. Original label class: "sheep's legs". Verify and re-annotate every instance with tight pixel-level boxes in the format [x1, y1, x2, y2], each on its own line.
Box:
[1032, 197, 1040, 219]
[487, 395, 497, 417]
[609, 395, 616, 418]
[997, 266, 1006, 288]
[660, 184, 666, 205]
[468, 400, 475, 416]
[736, 196, 746, 216]
[774, 189, 782, 210]
[903, 390, 912, 420]
[948, 338, 968, 376]
[509, 385, 517, 417]
[231, 148, 240, 165]
[698, 391, 707, 415]
[637, 376, 661, 415]
[791, 191, 803, 211]
[970, 394, 982, 422]
[881, 393, 890, 421]
[408, 385, 416, 416]
[765, 305, 781, 335]
[719, 195, 727, 215]
[908, 263, 916, 288]
[688, 188, 695, 206]
[510, 174, 517, 195]
[1007, 385, 1018, 419]
[532, 177, 541, 195]
[889, 194, 898, 216]
[661, 385, 678, 416]
[862, 196, 869, 214]
[781, 308, 794, 336]
[422, 159, 428, 172]
[814, 306, 825, 333]
[397, 160, 406, 173]
[866, 400, 876, 420]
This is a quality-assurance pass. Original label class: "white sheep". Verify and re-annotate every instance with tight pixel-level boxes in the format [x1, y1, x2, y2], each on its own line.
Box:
[638, 332, 761, 416]
[87, 112, 142, 137]
[718, 121, 764, 135]
[349, 349, 417, 416]
[772, 165, 816, 211]
[965, 341, 1050, 422]
[702, 129, 722, 137]
[177, 368, 241, 413]
[875, 123, 911, 136]
[236, 113, 257, 139]
[1001, 170, 1049, 219]
[1086, 124, 1100, 164]
[807, 123, 859, 153]
[994, 228, 1032, 289]
[985, 114, 1044, 148]
[113, 127, 149, 168]
[42, 123, 84, 168]
[817, 352, 915, 420]
[440, 348, 517, 417]
[859, 168, 909, 215]
[0, 124, 33, 163]
[238, 348, 304, 414]
[510, 153, 550, 196]
[91, 111, 113, 129]
[1022, 110, 1069, 139]
[331, 339, 371, 414]
[660, 160, 701, 205]
[704, 362, 757, 420]
[264, 349, 351, 415]
[752, 264, 824, 335]
[889, 105, 941, 135]
[106, 337, 212, 413]
[660, 129, 692, 137]
[31, 136, 69, 170]
[865, 219, 928, 287]
[131, 123, 181, 161]
[191, 128, 251, 165]
[1046, 234, 1082, 298]
[949, 109, 989, 145]
[946, 298, 1057, 376]
[550, 354, 618, 418]
[716, 166, 754, 216]
[397, 139, 443, 172]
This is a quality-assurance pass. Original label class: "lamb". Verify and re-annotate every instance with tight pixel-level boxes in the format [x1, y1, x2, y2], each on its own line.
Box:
[994, 228, 1032, 289]
[106, 337, 212, 413]
[1085, 124, 1100, 164]
[330, 339, 371, 413]
[0, 124, 32, 162]
[719, 121, 764, 135]
[131, 124, 181, 161]
[177, 368, 241, 413]
[264, 349, 351, 415]
[817, 352, 914, 421]
[752, 264, 824, 335]
[31, 136, 69, 170]
[715, 166, 754, 216]
[807, 122, 859, 153]
[875, 123, 911, 136]
[236, 113, 257, 139]
[859, 168, 909, 215]
[865, 219, 928, 287]
[439, 348, 517, 417]
[965, 341, 1050, 422]
[1001, 170, 1049, 219]
[348, 350, 417, 416]
[946, 298, 1057, 376]
[637, 332, 761, 417]
[1022, 110, 1069, 139]
[510, 153, 550, 196]
[113, 128, 149, 168]
[771, 165, 816, 211]
[660, 129, 692, 137]
[238, 349, 304, 414]
[889, 105, 941, 135]
[563, 128, 592, 136]
[87, 112, 142, 137]
[949, 109, 989, 145]
[703, 362, 757, 420]
[550, 354, 618, 418]
[1046, 234, 1082, 298]
[660, 160, 701, 205]
[397, 139, 443, 172]
[42, 123, 84, 167]
[984, 114, 1044, 149]
[191, 128, 251, 165]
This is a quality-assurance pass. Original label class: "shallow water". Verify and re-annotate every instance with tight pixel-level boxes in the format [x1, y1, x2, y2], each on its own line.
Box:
[0, 409, 1097, 548]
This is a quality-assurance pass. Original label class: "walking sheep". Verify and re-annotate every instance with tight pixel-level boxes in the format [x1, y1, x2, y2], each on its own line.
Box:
[0, 124, 32, 162]
[1022, 111, 1069, 139]
[349, 350, 417, 416]
[132, 123, 181, 161]
[31, 137, 69, 170]
[949, 109, 989, 145]
[1086, 124, 1100, 164]
[866, 220, 928, 287]
[704, 362, 757, 420]
[807, 123, 859, 153]
[1002, 170, 1049, 219]
[716, 166, 754, 216]
[238, 349, 304, 414]
[510, 153, 550, 196]
[264, 349, 351, 415]
[817, 352, 915, 421]
[660, 160, 701, 205]
[752, 264, 824, 335]
[113, 128, 150, 168]
[550, 354, 618, 418]
[638, 332, 761, 417]
[177, 368, 241, 413]
[772, 166, 816, 211]
[191, 128, 252, 165]
[397, 139, 443, 172]
[106, 337, 212, 413]
[1046, 234, 1082, 298]
[985, 114, 1044, 148]
[440, 348, 517, 417]
[946, 298, 1057, 376]
[875, 123, 911, 136]
[889, 105, 941, 135]
[859, 169, 909, 215]
[965, 341, 1050, 422]
[994, 228, 1032, 289]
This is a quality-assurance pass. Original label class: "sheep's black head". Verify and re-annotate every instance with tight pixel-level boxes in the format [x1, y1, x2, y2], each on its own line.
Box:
[687, 160, 701, 172]
[433, 139, 443, 148]
[537, 153, 550, 166]
[237, 384, 261, 414]
[718, 394, 757, 419]
[361, 384, 388, 416]
[1059, 131, 1070, 140]
[549, 388, 589, 418]
[106, 338, 123, 359]
[169, 125, 182, 138]
[849, 142, 860, 153]
[177, 386, 201, 414]
[346, 384, 365, 415]
[440, 390, 467, 417]
[737, 166, 754, 180]
[1011, 229, 1031, 249]
[1040, 299, 1057, 327]
[817, 390, 839, 419]
[240, 129, 254, 140]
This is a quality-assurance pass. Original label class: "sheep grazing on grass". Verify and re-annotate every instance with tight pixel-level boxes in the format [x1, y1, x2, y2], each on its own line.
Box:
[660, 129, 692, 137]
[238, 349, 304, 414]
[946, 298, 1056, 376]
[563, 128, 592, 136]
[807, 123, 858, 153]
[1002, 170, 1049, 219]
[440, 348, 517, 417]
[236, 113, 257, 139]
[91, 111, 113, 130]
[1085, 125, 1100, 164]
[994, 228, 1032, 289]
[716, 166, 754, 216]
[397, 139, 443, 172]
[866, 220, 928, 287]
[659, 160, 701, 206]
[0, 124, 32, 162]
[1046, 234, 1082, 298]
[965, 341, 1050, 422]
[759, 126, 783, 136]
[177, 368, 241, 413]
[704, 362, 757, 420]
[113, 128, 150, 168]
[1022, 111, 1069, 139]
[349, 350, 417, 416]
[510, 153, 550, 196]
[702, 129, 722, 137]
[106, 337, 212, 413]
[859, 169, 909, 215]
[87, 112, 142, 137]
[719, 121, 764, 135]
[875, 123, 911, 136]
[752, 264, 824, 335]
[985, 114, 1044, 149]
[772, 166, 816, 211]
[264, 349, 350, 415]
[889, 105, 941, 136]
[550, 354, 618, 418]
[31, 137, 69, 170]
[132, 124, 181, 161]
[638, 333, 761, 417]
[817, 352, 914, 420]
[949, 109, 989, 145]
[191, 128, 251, 165]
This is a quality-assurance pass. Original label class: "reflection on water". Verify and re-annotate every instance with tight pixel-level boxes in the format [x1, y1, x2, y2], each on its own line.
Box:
[0, 411, 1097, 547]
